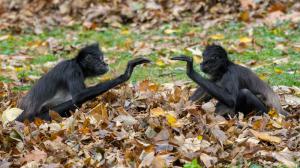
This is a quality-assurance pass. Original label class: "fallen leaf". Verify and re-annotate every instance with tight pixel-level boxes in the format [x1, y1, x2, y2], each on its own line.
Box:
[202, 102, 215, 113]
[150, 107, 165, 117]
[250, 129, 282, 143]
[113, 115, 138, 126]
[164, 29, 179, 34]
[89, 103, 108, 123]
[268, 108, 279, 118]
[0, 35, 10, 41]
[2, 108, 23, 126]
[268, 2, 287, 13]
[138, 80, 159, 92]
[258, 73, 267, 80]
[20, 149, 47, 164]
[274, 68, 284, 74]
[166, 114, 177, 127]
[210, 34, 225, 40]
[180, 137, 208, 153]
[197, 135, 203, 140]
[239, 11, 250, 22]
[210, 126, 228, 146]
[49, 111, 63, 122]
[120, 29, 130, 35]
[34, 118, 44, 127]
[139, 152, 155, 168]
[239, 37, 252, 43]
[272, 148, 298, 168]
[153, 128, 169, 142]
[200, 153, 218, 168]
[156, 59, 166, 67]
[151, 155, 167, 168]
[240, 0, 256, 10]
[186, 47, 202, 56]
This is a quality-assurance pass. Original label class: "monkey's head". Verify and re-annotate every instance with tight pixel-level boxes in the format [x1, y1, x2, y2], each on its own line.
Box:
[76, 43, 109, 77]
[200, 45, 230, 76]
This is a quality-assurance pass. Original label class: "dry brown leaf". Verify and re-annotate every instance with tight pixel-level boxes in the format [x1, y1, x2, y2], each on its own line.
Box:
[200, 153, 218, 168]
[150, 107, 165, 117]
[151, 155, 167, 168]
[49, 111, 63, 122]
[89, 103, 108, 123]
[1, 107, 23, 126]
[20, 149, 47, 164]
[239, 11, 250, 22]
[153, 128, 169, 142]
[269, 2, 287, 13]
[113, 115, 138, 126]
[272, 148, 298, 167]
[239, 0, 256, 10]
[138, 80, 159, 92]
[250, 129, 282, 143]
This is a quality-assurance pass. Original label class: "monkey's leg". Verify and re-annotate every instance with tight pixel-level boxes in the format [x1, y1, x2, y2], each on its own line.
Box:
[236, 89, 268, 114]
[37, 103, 74, 120]
[189, 87, 212, 102]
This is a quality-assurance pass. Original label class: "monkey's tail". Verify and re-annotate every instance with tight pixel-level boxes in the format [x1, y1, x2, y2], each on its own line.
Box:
[266, 92, 290, 117]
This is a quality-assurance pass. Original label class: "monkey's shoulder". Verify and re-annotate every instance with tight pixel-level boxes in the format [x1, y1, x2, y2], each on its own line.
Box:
[227, 64, 259, 79]
[45, 60, 83, 79]
[29, 60, 80, 92]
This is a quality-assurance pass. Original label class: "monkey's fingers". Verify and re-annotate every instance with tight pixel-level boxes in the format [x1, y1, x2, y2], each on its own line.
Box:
[129, 58, 151, 65]
[171, 56, 193, 62]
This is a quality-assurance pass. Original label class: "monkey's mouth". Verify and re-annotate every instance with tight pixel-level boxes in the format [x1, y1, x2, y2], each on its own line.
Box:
[201, 66, 209, 74]
[94, 66, 109, 75]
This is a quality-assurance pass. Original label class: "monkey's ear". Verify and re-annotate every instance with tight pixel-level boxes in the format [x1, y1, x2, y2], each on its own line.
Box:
[91, 42, 100, 48]
[90, 42, 102, 52]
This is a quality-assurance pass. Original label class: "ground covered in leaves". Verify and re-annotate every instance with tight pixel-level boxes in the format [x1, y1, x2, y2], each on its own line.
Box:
[1, 82, 300, 167]
[1, 0, 300, 167]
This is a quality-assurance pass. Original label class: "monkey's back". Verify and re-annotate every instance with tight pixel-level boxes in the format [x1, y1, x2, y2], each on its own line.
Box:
[17, 60, 74, 120]
[232, 64, 284, 114]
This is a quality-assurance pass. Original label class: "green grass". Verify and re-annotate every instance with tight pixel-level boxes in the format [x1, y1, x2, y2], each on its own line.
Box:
[0, 76, 13, 83]
[0, 21, 299, 90]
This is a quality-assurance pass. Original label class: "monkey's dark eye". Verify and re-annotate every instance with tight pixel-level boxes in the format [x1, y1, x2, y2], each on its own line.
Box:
[211, 56, 218, 59]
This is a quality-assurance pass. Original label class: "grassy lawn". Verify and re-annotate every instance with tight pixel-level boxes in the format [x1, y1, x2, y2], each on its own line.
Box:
[0, 21, 299, 90]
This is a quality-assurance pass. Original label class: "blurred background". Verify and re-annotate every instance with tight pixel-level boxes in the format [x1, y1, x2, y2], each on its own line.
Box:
[0, 0, 299, 90]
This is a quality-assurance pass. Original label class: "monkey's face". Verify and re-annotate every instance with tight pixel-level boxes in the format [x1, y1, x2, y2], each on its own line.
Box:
[201, 57, 224, 75]
[200, 45, 229, 76]
[77, 43, 109, 77]
[83, 52, 109, 76]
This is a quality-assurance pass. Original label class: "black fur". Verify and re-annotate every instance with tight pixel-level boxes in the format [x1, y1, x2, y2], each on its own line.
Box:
[172, 44, 289, 117]
[17, 43, 150, 121]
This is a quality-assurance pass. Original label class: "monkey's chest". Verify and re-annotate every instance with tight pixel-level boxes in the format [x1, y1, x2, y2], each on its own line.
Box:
[43, 90, 72, 107]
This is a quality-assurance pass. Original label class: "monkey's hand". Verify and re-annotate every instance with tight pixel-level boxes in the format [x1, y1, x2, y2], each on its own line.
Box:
[128, 57, 151, 66]
[171, 55, 194, 75]
[171, 55, 193, 63]
[124, 57, 151, 79]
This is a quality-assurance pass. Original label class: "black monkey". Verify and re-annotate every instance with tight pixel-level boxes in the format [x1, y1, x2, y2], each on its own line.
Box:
[171, 45, 289, 116]
[17, 43, 150, 121]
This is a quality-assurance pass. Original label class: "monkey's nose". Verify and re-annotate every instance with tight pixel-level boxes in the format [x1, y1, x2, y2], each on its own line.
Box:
[101, 62, 108, 66]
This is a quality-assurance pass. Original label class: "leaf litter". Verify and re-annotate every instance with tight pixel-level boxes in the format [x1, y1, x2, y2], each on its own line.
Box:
[0, 80, 299, 167]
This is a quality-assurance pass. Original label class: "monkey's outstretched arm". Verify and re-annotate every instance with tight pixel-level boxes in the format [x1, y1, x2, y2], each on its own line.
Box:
[73, 58, 150, 104]
[171, 56, 236, 108]
[49, 58, 150, 116]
